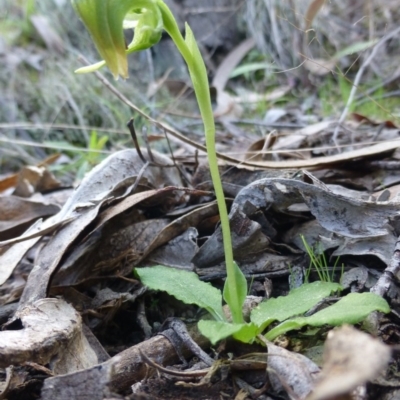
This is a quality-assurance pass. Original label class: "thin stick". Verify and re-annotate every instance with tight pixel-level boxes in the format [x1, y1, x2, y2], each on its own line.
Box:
[126, 118, 147, 163]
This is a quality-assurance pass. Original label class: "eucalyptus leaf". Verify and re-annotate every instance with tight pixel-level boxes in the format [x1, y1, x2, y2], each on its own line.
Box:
[135, 266, 225, 321]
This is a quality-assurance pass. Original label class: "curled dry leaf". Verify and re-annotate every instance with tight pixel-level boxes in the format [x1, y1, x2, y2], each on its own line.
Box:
[307, 325, 391, 400]
[54, 218, 170, 285]
[0, 298, 97, 374]
[268, 343, 320, 399]
[13, 165, 61, 197]
[234, 177, 400, 239]
[54, 188, 210, 285]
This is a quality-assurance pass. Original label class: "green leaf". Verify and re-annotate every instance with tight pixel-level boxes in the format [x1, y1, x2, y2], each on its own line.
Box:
[230, 62, 278, 78]
[135, 266, 225, 321]
[334, 40, 378, 59]
[198, 320, 258, 345]
[265, 292, 390, 340]
[251, 281, 342, 331]
[75, 60, 107, 74]
[223, 261, 247, 324]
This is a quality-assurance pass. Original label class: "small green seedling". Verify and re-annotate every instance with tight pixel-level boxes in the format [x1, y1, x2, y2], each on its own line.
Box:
[47, 130, 109, 181]
[71, 0, 246, 324]
[300, 234, 343, 283]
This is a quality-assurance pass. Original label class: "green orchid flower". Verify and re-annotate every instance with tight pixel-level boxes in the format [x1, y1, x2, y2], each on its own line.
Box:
[72, 0, 246, 324]
[71, 0, 162, 79]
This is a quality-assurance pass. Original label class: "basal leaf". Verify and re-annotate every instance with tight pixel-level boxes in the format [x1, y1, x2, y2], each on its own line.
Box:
[304, 292, 390, 326]
[251, 281, 342, 331]
[135, 266, 224, 321]
[265, 292, 390, 340]
[223, 261, 248, 324]
[198, 320, 258, 345]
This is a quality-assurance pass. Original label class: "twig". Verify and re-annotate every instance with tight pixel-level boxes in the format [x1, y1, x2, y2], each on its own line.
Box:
[371, 235, 400, 297]
[333, 26, 400, 145]
[136, 299, 153, 340]
[126, 118, 147, 164]
[139, 349, 209, 378]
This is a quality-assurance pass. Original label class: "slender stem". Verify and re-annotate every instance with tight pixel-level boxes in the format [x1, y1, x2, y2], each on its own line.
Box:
[158, 2, 243, 322]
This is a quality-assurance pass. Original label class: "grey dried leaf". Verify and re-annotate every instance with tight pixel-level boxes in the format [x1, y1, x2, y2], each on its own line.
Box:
[234, 178, 400, 238]
[268, 343, 320, 399]
[147, 227, 199, 270]
[193, 203, 270, 267]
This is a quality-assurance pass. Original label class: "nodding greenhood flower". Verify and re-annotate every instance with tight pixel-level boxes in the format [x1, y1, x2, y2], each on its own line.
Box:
[71, 0, 163, 79]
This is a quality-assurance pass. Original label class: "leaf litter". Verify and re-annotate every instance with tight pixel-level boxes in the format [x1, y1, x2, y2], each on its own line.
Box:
[2, 125, 398, 398]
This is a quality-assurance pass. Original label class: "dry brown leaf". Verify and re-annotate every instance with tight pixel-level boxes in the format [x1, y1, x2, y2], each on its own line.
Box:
[211, 38, 255, 121]
[0, 174, 18, 194]
[30, 15, 64, 54]
[146, 227, 198, 270]
[233, 85, 291, 104]
[212, 38, 255, 92]
[14, 149, 180, 309]
[142, 202, 219, 262]
[303, 58, 337, 76]
[200, 175, 400, 269]
[193, 203, 270, 267]
[0, 196, 60, 240]
[242, 139, 400, 169]
[41, 362, 113, 400]
[272, 121, 332, 151]
[13, 166, 61, 197]
[305, 0, 326, 31]
[352, 112, 398, 129]
[307, 325, 391, 400]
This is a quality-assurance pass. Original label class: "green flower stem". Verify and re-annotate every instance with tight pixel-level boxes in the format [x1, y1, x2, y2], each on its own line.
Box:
[157, 3, 243, 323]
[71, 0, 244, 324]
